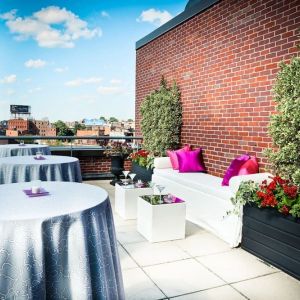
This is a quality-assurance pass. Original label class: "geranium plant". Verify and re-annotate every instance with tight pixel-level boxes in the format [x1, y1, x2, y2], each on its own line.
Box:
[103, 141, 132, 157]
[129, 149, 154, 169]
[230, 176, 300, 218]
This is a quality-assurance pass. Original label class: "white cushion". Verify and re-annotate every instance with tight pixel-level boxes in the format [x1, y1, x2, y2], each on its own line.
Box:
[154, 157, 172, 169]
[154, 168, 233, 201]
[229, 172, 273, 194]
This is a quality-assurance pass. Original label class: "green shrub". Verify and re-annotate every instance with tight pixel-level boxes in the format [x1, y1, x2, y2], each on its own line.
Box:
[265, 56, 300, 185]
[140, 77, 182, 156]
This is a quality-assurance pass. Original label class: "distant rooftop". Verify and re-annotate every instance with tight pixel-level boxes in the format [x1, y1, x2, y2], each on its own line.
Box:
[83, 118, 106, 126]
[136, 0, 220, 50]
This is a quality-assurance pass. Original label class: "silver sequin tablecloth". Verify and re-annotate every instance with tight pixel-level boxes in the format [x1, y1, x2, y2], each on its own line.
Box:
[0, 155, 82, 184]
[0, 144, 51, 157]
[0, 182, 124, 299]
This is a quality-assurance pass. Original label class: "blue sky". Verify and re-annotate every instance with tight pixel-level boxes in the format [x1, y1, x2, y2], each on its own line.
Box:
[0, 0, 187, 122]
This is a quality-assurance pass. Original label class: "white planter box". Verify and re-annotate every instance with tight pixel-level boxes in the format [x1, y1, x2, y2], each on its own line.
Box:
[137, 196, 186, 242]
[115, 183, 153, 219]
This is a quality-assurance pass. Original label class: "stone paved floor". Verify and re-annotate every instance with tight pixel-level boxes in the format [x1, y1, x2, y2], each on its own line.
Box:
[85, 180, 300, 300]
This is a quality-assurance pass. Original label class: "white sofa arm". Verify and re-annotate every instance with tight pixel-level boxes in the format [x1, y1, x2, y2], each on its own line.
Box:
[229, 172, 273, 194]
[154, 157, 172, 169]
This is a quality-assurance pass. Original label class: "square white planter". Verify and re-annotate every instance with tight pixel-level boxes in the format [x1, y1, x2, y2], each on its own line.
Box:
[115, 183, 153, 220]
[137, 196, 186, 242]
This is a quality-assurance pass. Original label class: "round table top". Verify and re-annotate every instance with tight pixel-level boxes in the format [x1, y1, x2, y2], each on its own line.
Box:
[0, 144, 49, 149]
[0, 182, 108, 221]
[0, 155, 78, 166]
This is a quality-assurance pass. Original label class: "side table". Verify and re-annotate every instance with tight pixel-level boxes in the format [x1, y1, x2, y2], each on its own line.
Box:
[137, 195, 186, 242]
[115, 183, 153, 219]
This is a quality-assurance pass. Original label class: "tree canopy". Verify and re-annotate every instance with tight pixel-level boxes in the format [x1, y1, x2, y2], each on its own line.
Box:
[53, 120, 74, 136]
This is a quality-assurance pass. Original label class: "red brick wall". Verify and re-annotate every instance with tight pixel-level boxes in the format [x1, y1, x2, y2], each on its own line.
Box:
[79, 157, 132, 175]
[136, 0, 300, 177]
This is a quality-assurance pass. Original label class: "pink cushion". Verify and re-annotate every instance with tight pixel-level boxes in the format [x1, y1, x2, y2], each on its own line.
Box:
[167, 145, 191, 170]
[176, 148, 206, 173]
[222, 154, 250, 186]
[238, 156, 259, 175]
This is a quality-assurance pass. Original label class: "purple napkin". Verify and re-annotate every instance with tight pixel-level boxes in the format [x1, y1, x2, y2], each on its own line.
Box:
[23, 188, 49, 197]
[163, 195, 184, 204]
[173, 197, 184, 203]
[34, 156, 46, 160]
[134, 183, 148, 188]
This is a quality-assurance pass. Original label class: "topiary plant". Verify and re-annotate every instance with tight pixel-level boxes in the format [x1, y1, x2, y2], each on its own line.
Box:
[265, 55, 300, 185]
[140, 77, 182, 157]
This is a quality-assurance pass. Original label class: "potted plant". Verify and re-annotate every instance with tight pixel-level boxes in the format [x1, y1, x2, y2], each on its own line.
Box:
[230, 45, 300, 279]
[137, 194, 186, 243]
[129, 149, 154, 182]
[104, 141, 132, 185]
[230, 176, 300, 280]
[139, 77, 182, 170]
[265, 56, 300, 185]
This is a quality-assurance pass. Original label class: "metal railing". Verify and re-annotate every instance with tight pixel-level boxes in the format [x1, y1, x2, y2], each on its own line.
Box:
[0, 135, 144, 180]
[0, 135, 143, 157]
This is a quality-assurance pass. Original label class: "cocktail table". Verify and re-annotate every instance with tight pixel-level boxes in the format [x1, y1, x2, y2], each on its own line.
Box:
[137, 194, 186, 242]
[115, 182, 153, 219]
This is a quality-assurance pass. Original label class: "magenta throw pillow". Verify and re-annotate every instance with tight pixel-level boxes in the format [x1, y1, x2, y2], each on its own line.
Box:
[238, 156, 259, 175]
[222, 154, 250, 186]
[167, 145, 191, 170]
[176, 148, 206, 173]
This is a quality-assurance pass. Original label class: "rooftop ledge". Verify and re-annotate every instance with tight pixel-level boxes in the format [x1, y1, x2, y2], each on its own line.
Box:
[136, 0, 220, 50]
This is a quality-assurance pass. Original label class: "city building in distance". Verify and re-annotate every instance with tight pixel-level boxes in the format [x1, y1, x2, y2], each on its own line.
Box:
[5, 105, 57, 137]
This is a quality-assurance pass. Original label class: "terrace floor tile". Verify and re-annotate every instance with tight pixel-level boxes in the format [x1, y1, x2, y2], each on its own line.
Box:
[143, 259, 225, 298]
[123, 241, 190, 267]
[171, 285, 246, 299]
[117, 226, 146, 245]
[123, 267, 166, 300]
[173, 231, 231, 257]
[197, 248, 277, 283]
[232, 272, 300, 300]
[118, 245, 139, 270]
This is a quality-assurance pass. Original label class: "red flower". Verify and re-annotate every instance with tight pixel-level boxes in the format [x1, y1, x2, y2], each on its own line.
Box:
[130, 149, 149, 161]
[267, 181, 277, 191]
[254, 175, 298, 215]
[280, 205, 290, 215]
[256, 191, 265, 199]
[272, 176, 286, 186]
[283, 185, 298, 199]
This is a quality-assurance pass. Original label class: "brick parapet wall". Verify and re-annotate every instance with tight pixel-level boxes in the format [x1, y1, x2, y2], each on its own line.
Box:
[79, 156, 132, 175]
[136, 0, 300, 177]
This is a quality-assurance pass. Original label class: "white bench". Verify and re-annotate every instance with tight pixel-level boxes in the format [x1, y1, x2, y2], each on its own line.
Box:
[152, 157, 272, 247]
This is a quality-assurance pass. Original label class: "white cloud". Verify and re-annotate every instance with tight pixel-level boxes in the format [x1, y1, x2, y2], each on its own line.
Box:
[0, 74, 17, 84]
[54, 66, 68, 73]
[97, 85, 123, 95]
[6, 89, 15, 96]
[24, 59, 47, 68]
[84, 77, 103, 84]
[110, 79, 122, 84]
[101, 11, 110, 18]
[137, 8, 172, 26]
[28, 87, 42, 93]
[1, 6, 102, 48]
[65, 77, 102, 87]
[0, 9, 17, 20]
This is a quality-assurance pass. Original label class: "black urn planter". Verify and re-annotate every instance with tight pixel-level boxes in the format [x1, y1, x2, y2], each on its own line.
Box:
[131, 162, 153, 182]
[242, 204, 300, 280]
[110, 155, 124, 186]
